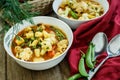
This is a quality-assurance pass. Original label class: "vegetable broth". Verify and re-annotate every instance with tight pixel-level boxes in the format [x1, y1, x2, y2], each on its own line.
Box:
[11, 23, 68, 62]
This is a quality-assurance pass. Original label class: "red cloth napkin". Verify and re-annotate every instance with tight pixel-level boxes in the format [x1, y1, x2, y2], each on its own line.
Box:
[68, 0, 120, 80]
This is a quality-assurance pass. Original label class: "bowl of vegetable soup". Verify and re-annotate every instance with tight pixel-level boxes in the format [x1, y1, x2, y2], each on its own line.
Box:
[52, 0, 109, 29]
[4, 16, 73, 70]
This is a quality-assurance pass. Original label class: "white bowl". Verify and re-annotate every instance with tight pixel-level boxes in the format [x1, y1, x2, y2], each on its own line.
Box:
[52, 0, 109, 29]
[4, 16, 73, 70]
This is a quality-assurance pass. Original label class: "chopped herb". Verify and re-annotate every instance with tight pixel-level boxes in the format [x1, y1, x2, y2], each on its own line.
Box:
[20, 43, 25, 47]
[24, 38, 28, 42]
[46, 47, 49, 50]
[27, 40, 32, 46]
[37, 41, 41, 46]
[16, 35, 21, 40]
[32, 46, 36, 49]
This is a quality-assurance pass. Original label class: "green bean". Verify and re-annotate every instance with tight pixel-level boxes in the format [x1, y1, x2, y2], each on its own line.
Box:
[51, 27, 65, 41]
[70, 10, 78, 19]
[68, 73, 81, 80]
[85, 43, 94, 69]
[78, 54, 88, 77]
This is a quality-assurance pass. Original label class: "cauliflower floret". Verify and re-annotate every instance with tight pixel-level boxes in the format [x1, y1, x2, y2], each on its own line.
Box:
[58, 7, 71, 18]
[19, 47, 33, 61]
[44, 31, 57, 44]
[79, 13, 89, 20]
[41, 40, 52, 51]
[57, 39, 68, 53]
[15, 36, 25, 46]
[45, 37, 57, 45]
[25, 31, 34, 39]
[73, 1, 88, 14]
[40, 40, 53, 55]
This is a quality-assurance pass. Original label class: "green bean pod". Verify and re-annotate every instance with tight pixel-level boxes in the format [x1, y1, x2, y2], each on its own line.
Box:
[68, 73, 81, 80]
[70, 10, 78, 19]
[85, 43, 94, 69]
[78, 54, 88, 77]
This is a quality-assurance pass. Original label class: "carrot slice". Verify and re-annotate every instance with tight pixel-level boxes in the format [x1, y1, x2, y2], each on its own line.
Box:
[47, 50, 55, 58]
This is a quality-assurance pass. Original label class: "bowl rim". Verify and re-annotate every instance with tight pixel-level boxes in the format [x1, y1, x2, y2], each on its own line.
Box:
[4, 16, 73, 64]
[52, 0, 110, 22]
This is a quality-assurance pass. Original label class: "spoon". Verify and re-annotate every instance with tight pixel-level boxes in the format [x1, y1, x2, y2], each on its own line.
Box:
[88, 34, 120, 80]
[92, 32, 108, 57]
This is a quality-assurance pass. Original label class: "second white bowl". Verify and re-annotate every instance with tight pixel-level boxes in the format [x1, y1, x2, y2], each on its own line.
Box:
[53, 0, 109, 29]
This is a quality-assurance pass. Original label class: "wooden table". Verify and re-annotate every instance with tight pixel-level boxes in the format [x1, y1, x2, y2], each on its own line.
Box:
[0, 13, 71, 80]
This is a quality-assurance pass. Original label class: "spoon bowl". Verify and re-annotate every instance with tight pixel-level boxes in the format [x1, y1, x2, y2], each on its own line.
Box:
[107, 34, 120, 56]
[92, 32, 108, 57]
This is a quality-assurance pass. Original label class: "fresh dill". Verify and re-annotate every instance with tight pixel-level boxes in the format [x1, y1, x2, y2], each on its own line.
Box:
[0, 0, 39, 34]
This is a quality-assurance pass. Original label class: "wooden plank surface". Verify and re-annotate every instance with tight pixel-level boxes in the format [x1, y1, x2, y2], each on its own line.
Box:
[6, 56, 70, 80]
[7, 55, 33, 80]
[0, 13, 71, 80]
[0, 19, 6, 80]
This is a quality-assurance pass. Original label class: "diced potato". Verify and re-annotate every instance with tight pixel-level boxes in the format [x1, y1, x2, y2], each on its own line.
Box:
[15, 36, 25, 46]
[88, 14, 95, 19]
[53, 52, 61, 58]
[33, 57, 45, 62]
[40, 49, 47, 56]
[16, 53, 19, 58]
[24, 27, 32, 32]
[34, 49, 40, 57]
[25, 31, 34, 39]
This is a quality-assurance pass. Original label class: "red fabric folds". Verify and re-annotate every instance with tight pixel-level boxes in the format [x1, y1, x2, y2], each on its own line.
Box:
[68, 0, 120, 80]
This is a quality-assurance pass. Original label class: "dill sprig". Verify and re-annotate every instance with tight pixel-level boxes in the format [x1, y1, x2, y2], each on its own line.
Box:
[0, 0, 39, 33]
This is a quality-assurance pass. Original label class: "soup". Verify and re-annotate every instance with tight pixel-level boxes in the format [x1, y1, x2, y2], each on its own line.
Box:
[58, 0, 104, 20]
[11, 23, 68, 62]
